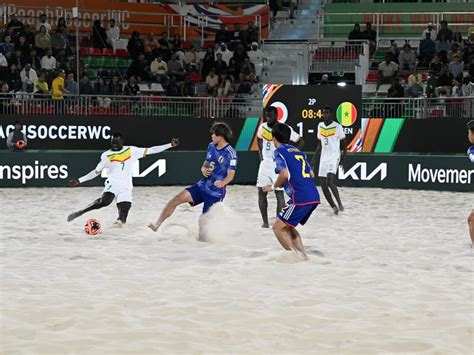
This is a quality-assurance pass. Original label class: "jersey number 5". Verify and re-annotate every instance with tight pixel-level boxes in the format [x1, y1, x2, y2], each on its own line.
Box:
[295, 155, 311, 178]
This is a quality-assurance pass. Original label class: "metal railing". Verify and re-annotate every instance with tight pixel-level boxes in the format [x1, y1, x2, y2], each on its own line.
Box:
[0, 94, 251, 118]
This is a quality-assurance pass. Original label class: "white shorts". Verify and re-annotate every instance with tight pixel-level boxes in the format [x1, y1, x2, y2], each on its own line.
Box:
[256, 161, 283, 190]
[318, 158, 339, 177]
[103, 180, 133, 203]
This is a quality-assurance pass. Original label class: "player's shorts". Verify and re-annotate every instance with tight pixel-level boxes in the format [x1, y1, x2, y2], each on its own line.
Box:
[318, 158, 340, 177]
[278, 202, 318, 227]
[256, 160, 283, 190]
[186, 183, 223, 214]
[103, 180, 133, 203]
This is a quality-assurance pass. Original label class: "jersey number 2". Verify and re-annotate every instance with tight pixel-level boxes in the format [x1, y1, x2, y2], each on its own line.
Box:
[295, 155, 310, 178]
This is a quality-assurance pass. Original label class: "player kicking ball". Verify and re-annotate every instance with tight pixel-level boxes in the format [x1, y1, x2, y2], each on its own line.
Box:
[311, 106, 346, 215]
[257, 106, 304, 228]
[263, 123, 320, 261]
[67, 132, 179, 226]
[148, 122, 237, 240]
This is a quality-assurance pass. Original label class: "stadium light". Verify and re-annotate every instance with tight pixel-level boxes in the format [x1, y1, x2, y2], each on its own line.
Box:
[337, 82, 347, 87]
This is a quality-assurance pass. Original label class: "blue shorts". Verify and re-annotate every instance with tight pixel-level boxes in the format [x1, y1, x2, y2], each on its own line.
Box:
[278, 202, 318, 227]
[186, 183, 223, 214]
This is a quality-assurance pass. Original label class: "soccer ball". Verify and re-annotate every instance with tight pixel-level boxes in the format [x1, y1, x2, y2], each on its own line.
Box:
[84, 218, 102, 236]
[16, 140, 26, 149]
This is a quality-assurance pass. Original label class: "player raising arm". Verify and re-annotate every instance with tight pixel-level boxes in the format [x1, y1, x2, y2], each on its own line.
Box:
[263, 123, 320, 261]
[67, 132, 179, 226]
[148, 122, 237, 240]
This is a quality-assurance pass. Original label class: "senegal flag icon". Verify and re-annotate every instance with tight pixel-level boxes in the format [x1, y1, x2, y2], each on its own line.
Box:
[336, 102, 358, 127]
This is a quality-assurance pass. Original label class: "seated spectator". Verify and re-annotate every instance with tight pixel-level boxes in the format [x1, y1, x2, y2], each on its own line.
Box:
[201, 47, 215, 78]
[348, 23, 364, 41]
[386, 43, 400, 64]
[377, 55, 398, 89]
[0, 83, 14, 114]
[398, 44, 417, 71]
[217, 75, 234, 98]
[215, 43, 233, 65]
[150, 55, 169, 87]
[447, 42, 462, 63]
[56, 18, 69, 35]
[64, 72, 78, 96]
[10, 49, 24, 71]
[214, 53, 228, 76]
[464, 45, 474, 66]
[215, 24, 230, 45]
[421, 23, 436, 41]
[79, 75, 94, 95]
[453, 32, 464, 51]
[451, 79, 463, 97]
[469, 56, 474, 77]
[166, 75, 181, 96]
[5, 63, 21, 92]
[238, 65, 257, 92]
[167, 53, 185, 81]
[181, 77, 195, 97]
[436, 33, 450, 62]
[227, 57, 239, 81]
[143, 45, 155, 64]
[127, 31, 144, 60]
[51, 28, 68, 53]
[448, 55, 464, 80]
[462, 75, 474, 97]
[387, 80, 404, 98]
[6, 121, 27, 151]
[435, 65, 453, 96]
[406, 67, 423, 97]
[206, 69, 219, 96]
[436, 20, 453, 43]
[419, 32, 436, 67]
[248, 42, 264, 77]
[184, 45, 199, 71]
[241, 21, 259, 49]
[0, 35, 16, 58]
[92, 20, 108, 49]
[34, 72, 49, 96]
[94, 77, 111, 108]
[154, 43, 172, 62]
[429, 54, 443, 77]
[7, 14, 25, 38]
[106, 19, 120, 48]
[27, 48, 41, 72]
[40, 49, 57, 72]
[123, 76, 139, 96]
[127, 54, 149, 82]
[20, 63, 37, 92]
[170, 34, 182, 51]
[36, 13, 52, 33]
[232, 43, 249, 68]
[56, 49, 70, 72]
[240, 58, 256, 79]
[15, 35, 30, 56]
[35, 26, 51, 57]
[109, 75, 123, 96]
[158, 33, 170, 48]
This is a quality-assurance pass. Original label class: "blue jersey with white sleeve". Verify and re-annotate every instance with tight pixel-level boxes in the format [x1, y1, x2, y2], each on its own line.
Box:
[468, 146, 474, 163]
[274, 143, 320, 205]
[197, 143, 238, 198]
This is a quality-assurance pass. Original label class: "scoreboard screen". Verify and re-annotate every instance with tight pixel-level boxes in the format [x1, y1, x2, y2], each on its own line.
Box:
[262, 84, 362, 151]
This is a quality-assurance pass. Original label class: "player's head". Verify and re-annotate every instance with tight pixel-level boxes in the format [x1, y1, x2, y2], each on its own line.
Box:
[264, 106, 278, 127]
[14, 121, 22, 131]
[322, 106, 333, 123]
[210, 122, 232, 144]
[111, 132, 124, 151]
[468, 120, 474, 144]
[272, 123, 290, 147]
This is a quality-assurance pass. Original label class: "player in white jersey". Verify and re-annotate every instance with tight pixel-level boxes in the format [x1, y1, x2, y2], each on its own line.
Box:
[311, 106, 346, 215]
[257, 106, 304, 228]
[67, 132, 179, 225]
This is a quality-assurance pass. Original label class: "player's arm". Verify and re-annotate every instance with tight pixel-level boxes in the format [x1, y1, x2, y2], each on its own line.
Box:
[143, 138, 179, 157]
[68, 155, 107, 187]
[310, 140, 321, 170]
[6, 132, 14, 148]
[263, 152, 287, 192]
[214, 169, 236, 188]
[201, 160, 212, 177]
[338, 125, 347, 167]
[257, 138, 263, 161]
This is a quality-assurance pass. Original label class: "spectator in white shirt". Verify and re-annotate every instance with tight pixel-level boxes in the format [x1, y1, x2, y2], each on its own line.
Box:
[247, 42, 265, 77]
[150, 55, 169, 86]
[377, 55, 399, 89]
[206, 69, 219, 97]
[20, 63, 38, 92]
[106, 19, 120, 47]
[41, 49, 57, 71]
[0, 52, 8, 67]
[36, 13, 52, 33]
[421, 23, 436, 41]
[215, 43, 233, 65]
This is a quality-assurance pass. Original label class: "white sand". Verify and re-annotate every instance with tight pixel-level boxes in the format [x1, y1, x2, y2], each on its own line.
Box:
[0, 186, 472, 354]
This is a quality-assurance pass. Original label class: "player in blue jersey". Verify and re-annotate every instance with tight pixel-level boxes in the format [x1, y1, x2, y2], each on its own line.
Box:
[262, 123, 321, 260]
[148, 122, 237, 239]
[467, 120, 474, 246]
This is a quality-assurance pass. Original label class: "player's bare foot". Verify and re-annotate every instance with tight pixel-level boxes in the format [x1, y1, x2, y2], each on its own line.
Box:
[111, 220, 125, 228]
[339, 205, 344, 212]
[67, 212, 81, 222]
[261, 222, 270, 228]
[332, 206, 339, 215]
[148, 223, 159, 232]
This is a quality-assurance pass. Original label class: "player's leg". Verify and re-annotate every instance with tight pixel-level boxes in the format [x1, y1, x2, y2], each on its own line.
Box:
[258, 187, 270, 228]
[327, 172, 344, 211]
[272, 219, 293, 251]
[275, 190, 285, 216]
[67, 192, 115, 222]
[148, 189, 194, 232]
[319, 161, 338, 214]
[257, 162, 272, 228]
[468, 210, 474, 246]
[287, 227, 308, 261]
[116, 202, 132, 224]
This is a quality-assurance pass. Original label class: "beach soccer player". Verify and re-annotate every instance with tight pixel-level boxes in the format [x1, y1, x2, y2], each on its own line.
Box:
[467, 120, 474, 246]
[262, 123, 320, 260]
[148, 122, 237, 240]
[67, 132, 179, 226]
[311, 106, 346, 215]
[257, 105, 304, 228]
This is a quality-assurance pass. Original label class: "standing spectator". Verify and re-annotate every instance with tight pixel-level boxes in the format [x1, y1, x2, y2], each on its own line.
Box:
[123, 76, 139, 96]
[15, 35, 30, 56]
[435, 65, 453, 96]
[215, 43, 233, 65]
[436, 33, 449, 63]
[20, 63, 37, 92]
[40, 49, 57, 72]
[127, 31, 144, 60]
[51, 70, 65, 115]
[436, 21, 453, 43]
[241, 21, 259, 49]
[95, 77, 111, 108]
[5, 63, 21, 92]
[205, 69, 219, 96]
[363, 22, 377, 55]
[0, 35, 15, 59]
[448, 55, 464, 80]
[167, 53, 185, 81]
[184, 45, 199, 71]
[79, 75, 94, 95]
[230, 24, 243, 47]
[7, 14, 25, 38]
[201, 47, 215, 78]
[6, 121, 27, 151]
[150, 55, 169, 86]
[348, 23, 364, 41]
[398, 44, 417, 71]
[419, 32, 436, 67]
[106, 19, 120, 48]
[377, 55, 398, 90]
[0, 83, 14, 114]
[126, 54, 149, 82]
[429, 54, 443, 76]
[35, 25, 51, 57]
[64, 72, 78, 96]
[34, 72, 49, 96]
[421, 23, 436, 41]
[214, 53, 228, 76]
[215, 24, 229, 45]
[92, 20, 108, 49]
[447, 42, 462, 63]
[109, 75, 123, 96]
[36, 13, 52, 33]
